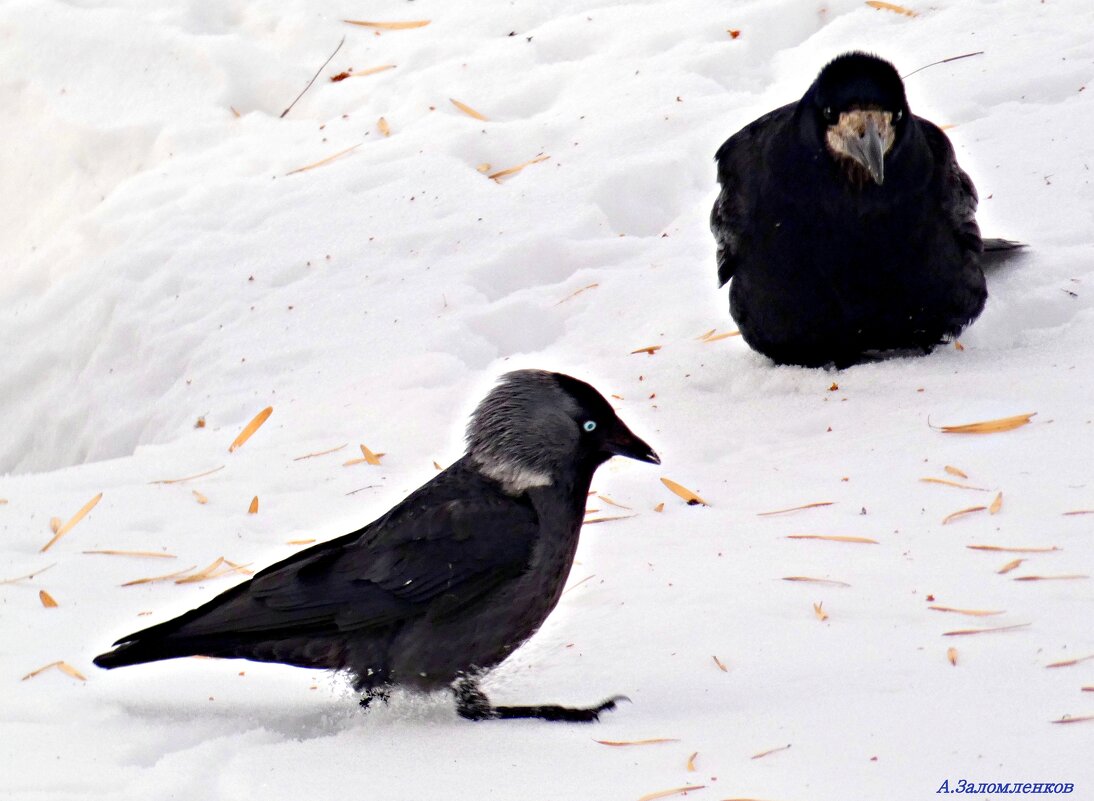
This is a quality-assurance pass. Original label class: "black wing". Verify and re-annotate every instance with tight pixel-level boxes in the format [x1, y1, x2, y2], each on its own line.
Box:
[711, 104, 794, 286]
[101, 461, 539, 655]
[919, 118, 982, 255]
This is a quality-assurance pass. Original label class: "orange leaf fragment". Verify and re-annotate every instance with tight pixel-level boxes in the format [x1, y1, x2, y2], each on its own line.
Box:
[947, 647, 958, 666]
[631, 345, 662, 355]
[121, 566, 198, 587]
[360, 444, 383, 466]
[228, 407, 273, 452]
[942, 623, 1030, 636]
[556, 283, 600, 305]
[433, 460, 443, 470]
[937, 412, 1036, 434]
[597, 495, 632, 510]
[293, 443, 347, 461]
[41, 493, 103, 552]
[488, 154, 549, 182]
[751, 743, 792, 760]
[696, 329, 716, 340]
[941, 505, 986, 525]
[757, 501, 833, 517]
[1045, 655, 1094, 669]
[944, 465, 969, 478]
[343, 19, 430, 30]
[352, 64, 396, 77]
[84, 550, 176, 558]
[637, 785, 706, 801]
[0, 563, 56, 585]
[58, 662, 87, 680]
[782, 576, 851, 587]
[286, 143, 362, 176]
[175, 557, 225, 584]
[928, 606, 1004, 617]
[686, 752, 698, 771]
[702, 330, 739, 342]
[728, 29, 741, 39]
[248, 496, 259, 514]
[968, 544, 1059, 553]
[653, 502, 665, 513]
[660, 478, 709, 506]
[39, 590, 58, 608]
[49, 517, 61, 534]
[786, 534, 878, 544]
[583, 514, 637, 524]
[997, 558, 1024, 574]
[193, 490, 209, 504]
[712, 655, 728, 672]
[330, 71, 350, 82]
[21, 661, 85, 681]
[988, 492, 1003, 515]
[150, 465, 225, 484]
[450, 98, 488, 121]
[1013, 574, 1089, 582]
[288, 538, 317, 546]
[595, 738, 679, 747]
[919, 478, 989, 491]
[813, 602, 829, 621]
[377, 117, 391, 137]
[865, 0, 918, 16]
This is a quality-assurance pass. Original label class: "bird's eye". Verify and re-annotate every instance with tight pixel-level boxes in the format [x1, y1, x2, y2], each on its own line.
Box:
[893, 109, 903, 122]
[823, 106, 836, 123]
[582, 420, 597, 432]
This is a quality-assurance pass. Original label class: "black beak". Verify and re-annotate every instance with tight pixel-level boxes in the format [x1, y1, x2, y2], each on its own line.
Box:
[604, 422, 660, 465]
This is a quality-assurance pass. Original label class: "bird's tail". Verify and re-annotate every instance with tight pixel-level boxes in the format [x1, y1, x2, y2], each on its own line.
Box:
[981, 238, 1027, 270]
[93, 638, 198, 670]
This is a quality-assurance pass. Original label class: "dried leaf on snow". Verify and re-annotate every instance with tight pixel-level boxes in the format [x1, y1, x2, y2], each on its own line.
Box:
[450, 98, 488, 121]
[41, 493, 103, 552]
[786, 534, 878, 544]
[228, 407, 273, 452]
[344, 19, 430, 30]
[660, 478, 709, 506]
[935, 412, 1036, 434]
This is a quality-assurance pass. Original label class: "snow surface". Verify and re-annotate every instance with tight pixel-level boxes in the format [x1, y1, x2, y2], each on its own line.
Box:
[2, 1, 1092, 799]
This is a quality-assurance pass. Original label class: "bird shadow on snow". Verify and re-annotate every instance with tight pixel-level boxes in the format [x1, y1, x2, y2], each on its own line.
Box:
[105, 684, 462, 767]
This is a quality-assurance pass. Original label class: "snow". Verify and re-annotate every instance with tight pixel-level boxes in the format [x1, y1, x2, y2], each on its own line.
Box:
[2, 0, 1092, 798]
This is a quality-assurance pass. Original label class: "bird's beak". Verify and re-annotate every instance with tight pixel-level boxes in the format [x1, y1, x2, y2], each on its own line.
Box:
[828, 110, 892, 186]
[847, 114, 885, 185]
[604, 422, 660, 465]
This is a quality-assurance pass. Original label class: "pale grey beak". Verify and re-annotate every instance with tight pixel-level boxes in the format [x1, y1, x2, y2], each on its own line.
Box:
[846, 116, 885, 185]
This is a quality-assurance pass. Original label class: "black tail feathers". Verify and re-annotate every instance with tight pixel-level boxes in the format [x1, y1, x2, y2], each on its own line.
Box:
[93, 639, 190, 670]
[981, 238, 1027, 271]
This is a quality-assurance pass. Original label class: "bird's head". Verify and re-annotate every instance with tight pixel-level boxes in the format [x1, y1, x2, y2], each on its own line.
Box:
[807, 52, 909, 186]
[467, 370, 659, 493]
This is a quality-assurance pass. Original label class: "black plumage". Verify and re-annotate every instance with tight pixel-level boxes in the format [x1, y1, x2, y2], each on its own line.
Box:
[711, 52, 1023, 368]
[94, 370, 659, 722]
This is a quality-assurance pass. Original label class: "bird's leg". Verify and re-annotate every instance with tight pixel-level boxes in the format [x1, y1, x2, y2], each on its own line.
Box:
[452, 677, 627, 723]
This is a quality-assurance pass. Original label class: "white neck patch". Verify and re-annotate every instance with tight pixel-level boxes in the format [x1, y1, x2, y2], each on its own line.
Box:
[476, 458, 553, 494]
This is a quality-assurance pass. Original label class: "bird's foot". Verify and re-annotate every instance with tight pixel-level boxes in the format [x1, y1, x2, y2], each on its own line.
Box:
[358, 687, 391, 710]
[453, 679, 627, 723]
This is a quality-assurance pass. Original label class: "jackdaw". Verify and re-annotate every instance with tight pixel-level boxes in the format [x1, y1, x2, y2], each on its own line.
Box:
[94, 370, 659, 722]
[710, 51, 1024, 368]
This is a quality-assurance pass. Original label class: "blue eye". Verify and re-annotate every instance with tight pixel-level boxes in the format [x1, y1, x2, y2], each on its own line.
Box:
[582, 420, 597, 432]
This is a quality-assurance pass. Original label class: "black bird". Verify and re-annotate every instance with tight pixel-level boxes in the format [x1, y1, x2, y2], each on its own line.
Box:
[94, 370, 659, 722]
[711, 51, 1023, 368]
